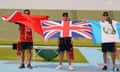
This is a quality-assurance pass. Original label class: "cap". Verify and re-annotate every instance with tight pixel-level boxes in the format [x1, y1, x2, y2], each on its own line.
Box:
[103, 11, 109, 16]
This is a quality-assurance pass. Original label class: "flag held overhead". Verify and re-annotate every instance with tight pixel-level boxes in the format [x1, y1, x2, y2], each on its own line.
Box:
[41, 20, 92, 42]
[2, 11, 49, 36]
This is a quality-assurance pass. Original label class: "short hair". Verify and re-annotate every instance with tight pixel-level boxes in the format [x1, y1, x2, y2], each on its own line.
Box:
[62, 12, 68, 17]
[24, 9, 30, 14]
[102, 11, 109, 16]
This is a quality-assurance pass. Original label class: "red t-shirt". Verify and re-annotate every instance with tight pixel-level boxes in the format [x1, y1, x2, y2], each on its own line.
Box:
[18, 24, 33, 42]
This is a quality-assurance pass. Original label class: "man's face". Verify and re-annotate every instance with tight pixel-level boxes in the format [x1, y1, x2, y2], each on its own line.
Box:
[103, 14, 109, 20]
[63, 15, 69, 21]
[24, 11, 30, 15]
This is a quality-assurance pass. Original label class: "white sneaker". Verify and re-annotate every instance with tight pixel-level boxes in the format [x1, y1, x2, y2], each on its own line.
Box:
[68, 65, 74, 71]
[56, 65, 62, 70]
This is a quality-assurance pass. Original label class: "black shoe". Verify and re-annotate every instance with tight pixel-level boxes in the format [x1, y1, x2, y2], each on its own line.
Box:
[102, 65, 107, 71]
[117, 67, 119, 71]
[19, 64, 25, 69]
[112, 67, 119, 71]
[27, 64, 32, 69]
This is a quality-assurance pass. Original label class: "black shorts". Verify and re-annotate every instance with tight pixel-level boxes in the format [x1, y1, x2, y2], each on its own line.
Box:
[101, 42, 115, 53]
[18, 42, 33, 50]
[58, 37, 72, 52]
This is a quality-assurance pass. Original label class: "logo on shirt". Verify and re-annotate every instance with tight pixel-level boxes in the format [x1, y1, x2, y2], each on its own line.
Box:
[26, 27, 31, 32]
[103, 27, 116, 35]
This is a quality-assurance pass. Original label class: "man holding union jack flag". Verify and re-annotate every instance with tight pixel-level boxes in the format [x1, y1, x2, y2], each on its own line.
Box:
[41, 12, 92, 71]
[55, 12, 74, 71]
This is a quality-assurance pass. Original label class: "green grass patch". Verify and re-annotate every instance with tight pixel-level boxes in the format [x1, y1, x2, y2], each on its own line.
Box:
[0, 48, 19, 60]
[0, 38, 100, 47]
[0, 48, 88, 63]
[1, 38, 120, 47]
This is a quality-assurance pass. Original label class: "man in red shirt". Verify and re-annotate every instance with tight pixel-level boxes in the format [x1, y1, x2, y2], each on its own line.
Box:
[18, 9, 33, 69]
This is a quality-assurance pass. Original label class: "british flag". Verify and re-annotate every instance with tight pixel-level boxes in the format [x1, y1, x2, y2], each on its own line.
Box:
[41, 20, 92, 41]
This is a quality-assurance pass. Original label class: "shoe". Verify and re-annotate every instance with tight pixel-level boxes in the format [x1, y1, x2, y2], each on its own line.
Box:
[27, 64, 32, 69]
[117, 68, 119, 71]
[19, 64, 25, 69]
[102, 65, 107, 71]
[68, 65, 74, 71]
[56, 65, 62, 70]
[112, 67, 119, 72]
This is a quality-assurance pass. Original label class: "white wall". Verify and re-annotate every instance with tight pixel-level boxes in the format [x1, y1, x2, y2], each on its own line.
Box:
[0, 0, 120, 10]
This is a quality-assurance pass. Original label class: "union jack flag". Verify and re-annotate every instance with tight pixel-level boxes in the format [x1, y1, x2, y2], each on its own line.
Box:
[41, 20, 92, 41]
